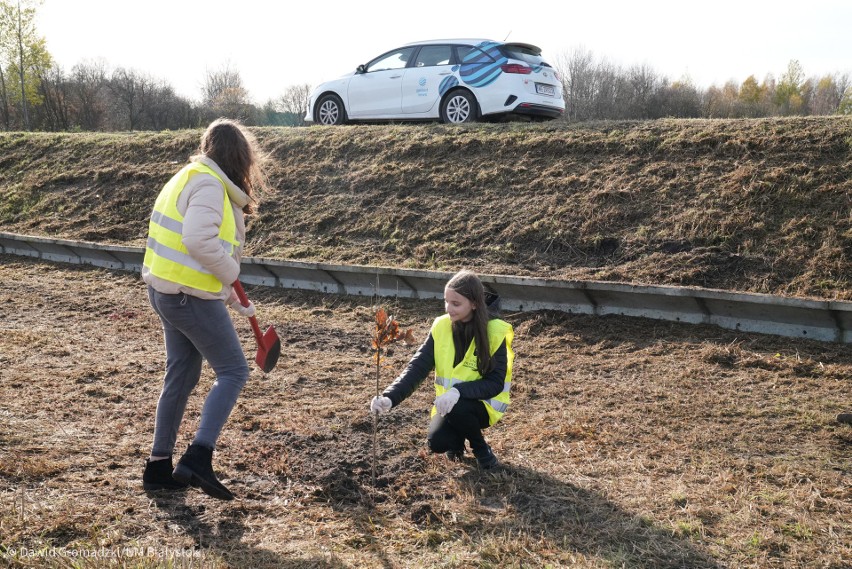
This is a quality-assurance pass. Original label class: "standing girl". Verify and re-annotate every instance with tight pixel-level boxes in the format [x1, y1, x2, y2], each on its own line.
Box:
[141, 118, 267, 500]
[370, 270, 514, 469]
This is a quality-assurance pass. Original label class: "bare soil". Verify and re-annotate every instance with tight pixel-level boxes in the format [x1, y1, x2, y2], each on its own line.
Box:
[0, 118, 850, 567]
[0, 256, 849, 568]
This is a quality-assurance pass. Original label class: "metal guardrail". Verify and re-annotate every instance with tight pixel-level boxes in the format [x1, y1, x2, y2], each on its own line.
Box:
[1, 231, 850, 343]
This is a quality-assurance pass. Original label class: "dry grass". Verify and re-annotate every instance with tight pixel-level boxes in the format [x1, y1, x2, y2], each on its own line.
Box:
[1, 256, 849, 568]
[0, 117, 850, 299]
[0, 117, 849, 567]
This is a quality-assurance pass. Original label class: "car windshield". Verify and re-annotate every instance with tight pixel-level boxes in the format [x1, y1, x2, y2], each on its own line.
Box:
[500, 45, 551, 67]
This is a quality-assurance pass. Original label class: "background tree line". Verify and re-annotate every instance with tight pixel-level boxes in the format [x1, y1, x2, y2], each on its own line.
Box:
[554, 47, 851, 121]
[0, 1, 311, 131]
[1, 1, 850, 132]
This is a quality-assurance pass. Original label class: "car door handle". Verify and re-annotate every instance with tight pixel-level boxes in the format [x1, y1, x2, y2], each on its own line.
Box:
[390, 75, 402, 79]
[438, 72, 452, 76]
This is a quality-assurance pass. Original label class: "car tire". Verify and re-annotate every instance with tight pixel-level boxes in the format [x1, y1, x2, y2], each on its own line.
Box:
[440, 90, 477, 124]
[314, 94, 347, 125]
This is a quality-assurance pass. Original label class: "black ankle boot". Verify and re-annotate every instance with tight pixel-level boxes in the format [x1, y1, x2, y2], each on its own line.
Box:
[143, 457, 189, 491]
[473, 445, 499, 470]
[173, 444, 234, 501]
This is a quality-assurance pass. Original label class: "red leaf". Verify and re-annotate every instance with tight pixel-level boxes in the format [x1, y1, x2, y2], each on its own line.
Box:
[375, 308, 388, 328]
[403, 329, 416, 345]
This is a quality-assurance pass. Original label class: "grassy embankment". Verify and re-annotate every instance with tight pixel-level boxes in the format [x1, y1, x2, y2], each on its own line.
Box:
[1, 116, 850, 299]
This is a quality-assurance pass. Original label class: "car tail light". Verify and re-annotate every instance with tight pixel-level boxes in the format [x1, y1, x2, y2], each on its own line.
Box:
[500, 63, 532, 74]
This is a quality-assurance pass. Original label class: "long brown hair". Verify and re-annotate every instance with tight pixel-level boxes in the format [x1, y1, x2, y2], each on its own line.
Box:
[446, 269, 492, 375]
[195, 118, 268, 215]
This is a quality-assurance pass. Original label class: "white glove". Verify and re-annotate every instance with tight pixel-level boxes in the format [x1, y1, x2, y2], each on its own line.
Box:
[434, 388, 460, 416]
[227, 288, 256, 317]
[230, 300, 255, 317]
[370, 396, 392, 414]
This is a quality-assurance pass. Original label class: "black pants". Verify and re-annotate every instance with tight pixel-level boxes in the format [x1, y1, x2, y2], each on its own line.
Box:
[427, 398, 491, 455]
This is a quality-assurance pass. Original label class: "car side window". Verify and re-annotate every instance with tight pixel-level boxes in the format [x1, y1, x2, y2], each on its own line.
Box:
[414, 45, 452, 67]
[365, 47, 417, 73]
[455, 45, 495, 65]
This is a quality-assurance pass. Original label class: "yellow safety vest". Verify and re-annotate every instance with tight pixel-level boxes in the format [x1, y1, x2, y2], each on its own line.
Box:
[143, 162, 239, 293]
[432, 314, 514, 426]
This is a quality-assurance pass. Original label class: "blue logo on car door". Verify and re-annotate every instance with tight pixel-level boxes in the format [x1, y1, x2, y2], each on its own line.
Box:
[416, 76, 429, 96]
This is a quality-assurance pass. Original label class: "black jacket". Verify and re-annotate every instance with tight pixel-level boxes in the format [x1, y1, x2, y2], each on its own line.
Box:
[383, 292, 509, 407]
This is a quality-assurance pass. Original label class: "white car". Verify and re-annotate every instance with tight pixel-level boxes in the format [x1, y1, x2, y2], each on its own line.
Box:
[305, 39, 564, 125]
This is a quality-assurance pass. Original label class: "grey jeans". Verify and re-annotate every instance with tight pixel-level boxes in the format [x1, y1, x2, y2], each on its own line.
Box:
[148, 286, 249, 456]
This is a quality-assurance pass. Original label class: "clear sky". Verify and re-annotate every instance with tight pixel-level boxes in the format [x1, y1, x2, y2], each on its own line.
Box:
[38, 0, 851, 104]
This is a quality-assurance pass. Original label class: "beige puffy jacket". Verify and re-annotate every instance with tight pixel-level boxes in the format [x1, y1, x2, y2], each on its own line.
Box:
[142, 155, 249, 302]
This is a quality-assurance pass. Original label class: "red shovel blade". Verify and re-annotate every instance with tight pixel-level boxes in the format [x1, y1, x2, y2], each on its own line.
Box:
[255, 324, 281, 373]
[232, 280, 281, 373]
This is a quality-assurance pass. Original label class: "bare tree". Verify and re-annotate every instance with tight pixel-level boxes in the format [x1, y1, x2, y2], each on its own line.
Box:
[836, 75, 851, 113]
[655, 78, 701, 118]
[810, 73, 849, 115]
[554, 46, 597, 121]
[143, 80, 197, 130]
[275, 83, 312, 125]
[554, 47, 685, 121]
[70, 60, 107, 130]
[554, 47, 652, 121]
[626, 63, 665, 118]
[703, 80, 741, 118]
[760, 74, 778, 115]
[108, 66, 155, 130]
[202, 62, 252, 121]
[36, 63, 69, 130]
[591, 59, 623, 119]
[840, 86, 852, 115]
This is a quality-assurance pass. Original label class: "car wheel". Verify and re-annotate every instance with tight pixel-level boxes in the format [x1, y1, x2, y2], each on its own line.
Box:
[440, 90, 477, 124]
[315, 94, 346, 125]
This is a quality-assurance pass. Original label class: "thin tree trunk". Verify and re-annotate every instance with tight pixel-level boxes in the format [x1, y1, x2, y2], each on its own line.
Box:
[0, 66, 10, 130]
[372, 349, 380, 486]
[16, 1, 29, 130]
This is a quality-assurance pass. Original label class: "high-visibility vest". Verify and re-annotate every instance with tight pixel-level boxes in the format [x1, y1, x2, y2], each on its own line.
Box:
[432, 314, 514, 425]
[143, 162, 239, 293]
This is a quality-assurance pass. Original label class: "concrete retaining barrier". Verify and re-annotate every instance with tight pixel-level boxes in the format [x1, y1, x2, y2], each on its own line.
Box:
[2, 231, 849, 343]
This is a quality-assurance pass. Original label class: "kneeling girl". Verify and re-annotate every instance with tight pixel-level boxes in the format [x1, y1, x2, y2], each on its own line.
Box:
[370, 270, 514, 469]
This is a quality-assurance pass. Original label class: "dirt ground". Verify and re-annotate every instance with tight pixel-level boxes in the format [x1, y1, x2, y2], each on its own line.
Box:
[0, 254, 849, 568]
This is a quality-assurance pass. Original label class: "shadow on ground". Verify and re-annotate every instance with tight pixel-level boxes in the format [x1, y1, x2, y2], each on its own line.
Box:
[456, 463, 723, 568]
[148, 491, 348, 568]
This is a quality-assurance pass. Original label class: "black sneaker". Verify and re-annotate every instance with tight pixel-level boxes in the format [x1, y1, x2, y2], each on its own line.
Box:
[446, 448, 465, 462]
[474, 446, 499, 470]
[142, 457, 189, 491]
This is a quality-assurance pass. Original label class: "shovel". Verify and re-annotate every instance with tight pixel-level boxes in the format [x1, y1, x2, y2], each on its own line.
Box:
[232, 280, 281, 373]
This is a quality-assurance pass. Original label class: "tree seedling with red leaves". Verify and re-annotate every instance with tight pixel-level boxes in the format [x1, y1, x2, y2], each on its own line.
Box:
[371, 307, 415, 486]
